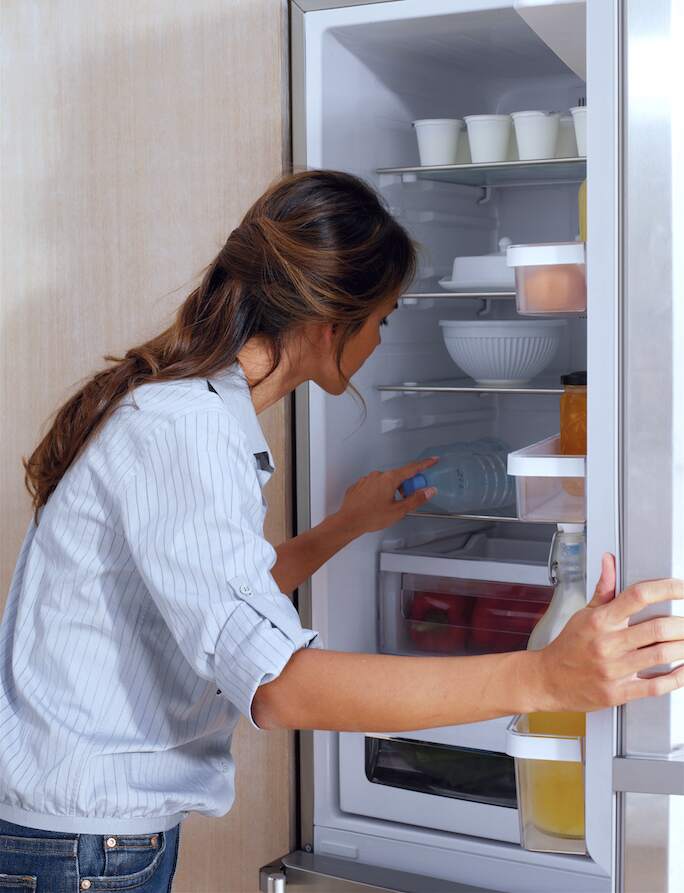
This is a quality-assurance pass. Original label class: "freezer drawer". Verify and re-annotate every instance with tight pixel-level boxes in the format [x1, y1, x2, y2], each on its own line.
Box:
[260, 850, 498, 892]
[339, 733, 520, 843]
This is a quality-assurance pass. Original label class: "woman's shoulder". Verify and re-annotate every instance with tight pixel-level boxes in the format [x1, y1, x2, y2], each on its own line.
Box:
[97, 377, 246, 470]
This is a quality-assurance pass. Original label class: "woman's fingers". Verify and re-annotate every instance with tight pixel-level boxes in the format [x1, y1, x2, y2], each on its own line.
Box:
[390, 456, 439, 490]
[605, 578, 684, 625]
[622, 664, 684, 703]
[617, 640, 684, 678]
[587, 553, 617, 608]
[621, 615, 684, 651]
[394, 486, 437, 516]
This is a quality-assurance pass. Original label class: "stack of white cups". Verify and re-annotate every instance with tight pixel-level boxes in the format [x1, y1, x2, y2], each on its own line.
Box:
[412, 106, 586, 165]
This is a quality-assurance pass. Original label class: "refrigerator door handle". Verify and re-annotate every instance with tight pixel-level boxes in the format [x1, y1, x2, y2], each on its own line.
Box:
[259, 851, 499, 893]
[613, 754, 684, 795]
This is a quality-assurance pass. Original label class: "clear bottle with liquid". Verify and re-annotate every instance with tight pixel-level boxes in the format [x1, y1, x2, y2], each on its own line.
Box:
[399, 438, 515, 514]
[525, 523, 587, 840]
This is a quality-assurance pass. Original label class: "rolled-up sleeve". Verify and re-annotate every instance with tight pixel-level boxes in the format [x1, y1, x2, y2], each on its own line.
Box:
[120, 408, 319, 728]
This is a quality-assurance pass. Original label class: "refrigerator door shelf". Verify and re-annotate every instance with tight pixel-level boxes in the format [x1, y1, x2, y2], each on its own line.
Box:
[506, 714, 583, 763]
[508, 435, 586, 523]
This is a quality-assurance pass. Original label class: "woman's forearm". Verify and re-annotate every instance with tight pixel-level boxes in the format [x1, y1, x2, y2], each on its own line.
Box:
[252, 648, 549, 732]
[271, 512, 360, 594]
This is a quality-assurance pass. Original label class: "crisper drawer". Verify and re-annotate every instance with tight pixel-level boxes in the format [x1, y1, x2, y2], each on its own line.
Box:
[339, 732, 520, 843]
[378, 552, 552, 658]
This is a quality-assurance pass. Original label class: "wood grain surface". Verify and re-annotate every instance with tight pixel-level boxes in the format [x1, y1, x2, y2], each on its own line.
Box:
[1, 1, 293, 889]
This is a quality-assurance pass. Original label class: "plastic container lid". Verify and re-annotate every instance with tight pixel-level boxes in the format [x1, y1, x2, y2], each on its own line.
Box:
[464, 114, 511, 122]
[412, 118, 464, 126]
[506, 241, 585, 267]
[400, 473, 427, 497]
[510, 110, 559, 119]
[561, 370, 587, 386]
[558, 523, 585, 533]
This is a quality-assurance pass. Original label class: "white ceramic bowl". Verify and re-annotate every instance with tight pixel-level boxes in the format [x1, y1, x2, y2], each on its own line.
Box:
[438, 320, 566, 386]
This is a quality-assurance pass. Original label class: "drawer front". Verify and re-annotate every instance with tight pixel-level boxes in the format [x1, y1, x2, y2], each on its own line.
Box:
[339, 732, 520, 844]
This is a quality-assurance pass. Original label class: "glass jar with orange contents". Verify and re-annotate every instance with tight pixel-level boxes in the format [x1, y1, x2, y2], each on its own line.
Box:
[560, 372, 587, 496]
[560, 372, 587, 455]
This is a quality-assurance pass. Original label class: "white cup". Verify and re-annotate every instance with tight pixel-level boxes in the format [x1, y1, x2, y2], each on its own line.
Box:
[412, 118, 463, 166]
[556, 114, 578, 158]
[570, 106, 587, 156]
[464, 114, 512, 163]
[511, 110, 561, 160]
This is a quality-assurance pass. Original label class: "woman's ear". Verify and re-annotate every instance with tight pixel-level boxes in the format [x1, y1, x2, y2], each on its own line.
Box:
[301, 321, 335, 354]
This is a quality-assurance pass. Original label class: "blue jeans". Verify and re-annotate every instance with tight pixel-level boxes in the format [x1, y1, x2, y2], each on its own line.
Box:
[0, 818, 180, 892]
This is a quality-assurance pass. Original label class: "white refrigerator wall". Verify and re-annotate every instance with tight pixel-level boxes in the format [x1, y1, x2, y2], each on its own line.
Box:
[296, 1, 615, 890]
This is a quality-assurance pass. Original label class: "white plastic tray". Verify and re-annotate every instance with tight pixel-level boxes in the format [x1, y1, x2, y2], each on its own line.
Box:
[505, 714, 583, 763]
[508, 435, 586, 523]
[508, 434, 585, 478]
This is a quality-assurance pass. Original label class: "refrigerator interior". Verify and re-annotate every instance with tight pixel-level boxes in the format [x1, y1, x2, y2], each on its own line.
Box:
[299, 2, 612, 891]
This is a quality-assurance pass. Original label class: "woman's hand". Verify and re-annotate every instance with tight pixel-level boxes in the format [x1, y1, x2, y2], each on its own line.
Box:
[335, 457, 438, 537]
[537, 554, 684, 712]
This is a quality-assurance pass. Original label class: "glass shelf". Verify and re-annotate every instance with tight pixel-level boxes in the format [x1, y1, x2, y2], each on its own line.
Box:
[402, 290, 516, 300]
[378, 377, 563, 396]
[407, 509, 547, 525]
[377, 157, 586, 188]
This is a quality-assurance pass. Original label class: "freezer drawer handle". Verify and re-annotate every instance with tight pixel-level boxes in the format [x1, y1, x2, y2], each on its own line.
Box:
[613, 755, 684, 795]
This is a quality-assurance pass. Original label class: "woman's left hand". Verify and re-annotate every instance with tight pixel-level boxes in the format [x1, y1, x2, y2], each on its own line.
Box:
[334, 457, 438, 537]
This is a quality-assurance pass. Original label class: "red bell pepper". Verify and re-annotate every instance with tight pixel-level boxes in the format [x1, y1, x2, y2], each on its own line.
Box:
[407, 591, 472, 654]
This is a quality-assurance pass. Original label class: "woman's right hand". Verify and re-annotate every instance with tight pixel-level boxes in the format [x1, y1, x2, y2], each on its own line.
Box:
[538, 554, 684, 712]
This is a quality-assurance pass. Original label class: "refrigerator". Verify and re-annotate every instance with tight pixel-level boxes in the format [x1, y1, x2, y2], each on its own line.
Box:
[260, 1, 684, 891]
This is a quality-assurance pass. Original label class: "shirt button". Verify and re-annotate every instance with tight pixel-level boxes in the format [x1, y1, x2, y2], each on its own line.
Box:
[106, 836, 117, 848]
[81, 882, 92, 891]
[239, 584, 252, 595]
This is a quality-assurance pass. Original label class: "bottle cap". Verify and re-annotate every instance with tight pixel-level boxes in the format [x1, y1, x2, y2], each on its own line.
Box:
[561, 370, 587, 386]
[400, 474, 427, 497]
[557, 522, 585, 533]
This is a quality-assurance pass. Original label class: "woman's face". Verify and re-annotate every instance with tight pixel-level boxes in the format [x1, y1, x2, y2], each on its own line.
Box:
[313, 295, 399, 395]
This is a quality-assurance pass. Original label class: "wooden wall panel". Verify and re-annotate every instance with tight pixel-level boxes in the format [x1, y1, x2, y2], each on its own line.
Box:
[1, 1, 293, 890]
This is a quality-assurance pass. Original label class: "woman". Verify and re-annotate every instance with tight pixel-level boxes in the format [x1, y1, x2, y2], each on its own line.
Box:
[1, 170, 683, 890]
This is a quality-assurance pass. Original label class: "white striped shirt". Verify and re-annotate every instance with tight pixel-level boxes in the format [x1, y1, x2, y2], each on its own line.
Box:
[0, 363, 318, 834]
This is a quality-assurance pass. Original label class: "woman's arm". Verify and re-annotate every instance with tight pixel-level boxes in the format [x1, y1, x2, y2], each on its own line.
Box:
[271, 457, 438, 594]
[253, 560, 684, 731]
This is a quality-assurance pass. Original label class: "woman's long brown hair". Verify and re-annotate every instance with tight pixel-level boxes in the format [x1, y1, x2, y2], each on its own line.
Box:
[23, 169, 417, 521]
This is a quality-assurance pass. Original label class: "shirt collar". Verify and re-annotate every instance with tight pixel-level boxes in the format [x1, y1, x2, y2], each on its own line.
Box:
[207, 362, 275, 473]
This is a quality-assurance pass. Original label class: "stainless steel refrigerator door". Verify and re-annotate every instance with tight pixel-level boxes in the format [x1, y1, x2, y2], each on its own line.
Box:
[617, 0, 684, 891]
[260, 851, 499, 892]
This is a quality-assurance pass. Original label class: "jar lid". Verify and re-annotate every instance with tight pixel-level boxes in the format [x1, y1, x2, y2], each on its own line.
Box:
[561, 370, 587, 386]
[506, 241, 585, 267]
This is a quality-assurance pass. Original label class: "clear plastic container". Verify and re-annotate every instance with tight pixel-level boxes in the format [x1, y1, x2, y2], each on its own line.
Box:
[506, 713, 586, 855]
[379, 572, 552, 658]
[507, 435, 586, 523]
[506, 242, 586, 315]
